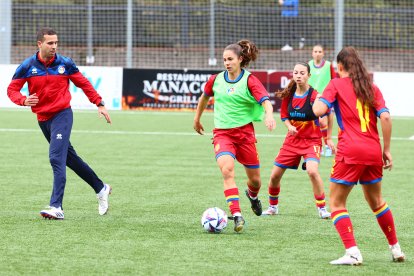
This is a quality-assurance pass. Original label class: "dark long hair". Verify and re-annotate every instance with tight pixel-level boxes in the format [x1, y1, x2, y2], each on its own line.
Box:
[224, 39, 258, 68]
[337, 46, 374, 107]
[276, 62, 311, 99]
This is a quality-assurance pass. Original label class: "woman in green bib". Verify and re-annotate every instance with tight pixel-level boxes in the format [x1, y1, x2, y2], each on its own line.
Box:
[194, 40, 276, 233]
[308, 44, 336, 157]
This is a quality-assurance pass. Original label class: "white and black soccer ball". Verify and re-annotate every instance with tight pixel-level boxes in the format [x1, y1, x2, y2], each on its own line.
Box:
[201, 207, 228, 233]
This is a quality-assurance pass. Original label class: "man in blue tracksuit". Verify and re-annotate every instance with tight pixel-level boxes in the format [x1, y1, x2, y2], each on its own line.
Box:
[7, 27, 112, 220]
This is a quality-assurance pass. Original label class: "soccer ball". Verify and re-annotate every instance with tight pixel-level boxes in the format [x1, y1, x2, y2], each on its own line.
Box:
[201, 207, 228, 233]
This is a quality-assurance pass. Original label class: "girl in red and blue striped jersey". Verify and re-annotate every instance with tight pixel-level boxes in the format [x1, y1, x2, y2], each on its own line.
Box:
[262, 62, 332, 219]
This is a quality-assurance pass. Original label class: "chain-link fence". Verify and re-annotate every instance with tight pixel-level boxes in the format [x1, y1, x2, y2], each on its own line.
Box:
[1, 0, 413, 71]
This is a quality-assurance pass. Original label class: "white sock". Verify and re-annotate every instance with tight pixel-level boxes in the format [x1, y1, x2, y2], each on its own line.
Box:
[390, 242, 400, 248]
[346, 246, 360, 255]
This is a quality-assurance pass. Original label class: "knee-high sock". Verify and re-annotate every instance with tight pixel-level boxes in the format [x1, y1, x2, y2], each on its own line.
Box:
[314, 193, 326, 208]
[374, 203, 398, 245]
[247, 183, 260, 198]
[332, 209, 357, 249]
[268, 186, 280, 206]
[224, 188, 241, 215]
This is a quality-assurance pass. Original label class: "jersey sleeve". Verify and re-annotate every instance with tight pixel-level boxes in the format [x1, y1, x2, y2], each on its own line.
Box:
[66, 58, 80, 75]
[310, 89, 319, 103]
[319, 80, 337, 108]
[247, 74, 270, 104]
[312, 89, 331, 117]
[7, 79, 27, 106]
[280, 97, 289, 121]
[7, 64, 30, 106]
[372, 84, 389, 117]
[203, 74, 217, 97]
[12, 62, 30, 80]
[69, 72, 102, 105]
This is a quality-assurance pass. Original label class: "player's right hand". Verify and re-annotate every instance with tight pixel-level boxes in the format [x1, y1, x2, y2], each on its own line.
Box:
[287, 125, 298, 136]
[265, 115, 276, 131]
[193, 120, 204, 135]
[326, 139, 336, 154]
[24, 93, 39, 106]
[383, 151, 393, 171]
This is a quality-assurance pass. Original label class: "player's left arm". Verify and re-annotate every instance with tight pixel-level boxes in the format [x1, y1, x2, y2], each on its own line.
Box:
[69, 72, 102, 104]
[325, 109, 336, 154]
[69, 72, 111, 124]
[66, 58, 111, 124]
[375, 85, 392, 170]
[380, 111, 392, 170]
[261, 100, 276, 131]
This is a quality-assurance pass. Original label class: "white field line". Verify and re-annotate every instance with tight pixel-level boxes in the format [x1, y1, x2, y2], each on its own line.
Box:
[0, 128, 283, 138]
[3, 108, 414, 119]
[0, 128, 413, 141]
[0, 108, 210, 116]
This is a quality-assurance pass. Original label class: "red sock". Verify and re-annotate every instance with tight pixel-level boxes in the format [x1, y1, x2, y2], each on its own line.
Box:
[268, 186, 280, 205]
[314, 193, 326, 208]
[247, 183, 260, 198]
[224, 188, 240, 215]
[331, 209, 357, 249]
[374, 203, 398, 245]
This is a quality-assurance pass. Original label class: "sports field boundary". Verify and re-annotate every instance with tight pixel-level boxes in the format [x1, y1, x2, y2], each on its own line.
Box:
[0, 128, 413, 141]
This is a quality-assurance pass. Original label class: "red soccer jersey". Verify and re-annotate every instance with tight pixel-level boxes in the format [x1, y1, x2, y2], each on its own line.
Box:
[280, 89, 322, 140]
[320, 77, 389, 165]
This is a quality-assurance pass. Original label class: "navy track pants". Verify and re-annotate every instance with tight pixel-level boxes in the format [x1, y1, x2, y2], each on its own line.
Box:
[38, 108, 104, 208]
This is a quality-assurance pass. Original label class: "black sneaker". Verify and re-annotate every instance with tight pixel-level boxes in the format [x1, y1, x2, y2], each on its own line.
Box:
[233, 216, 245, 233]
[245, 189, 262, 216]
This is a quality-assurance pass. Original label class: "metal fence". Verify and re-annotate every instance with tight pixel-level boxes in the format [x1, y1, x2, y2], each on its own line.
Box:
[1, 0, 413, 71]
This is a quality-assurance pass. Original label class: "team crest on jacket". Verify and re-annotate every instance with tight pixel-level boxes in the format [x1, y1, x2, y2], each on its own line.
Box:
[31, 67, 38, 75]
[227, 87, 235, 94]
[58, 66, 65, 74]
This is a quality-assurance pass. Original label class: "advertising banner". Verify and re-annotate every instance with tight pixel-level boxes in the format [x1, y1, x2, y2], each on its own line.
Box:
[122, 69, 219, 110]
[122, 68, 284, 112]
[70, 66, 123, 110]
[0, 64, 122, 110]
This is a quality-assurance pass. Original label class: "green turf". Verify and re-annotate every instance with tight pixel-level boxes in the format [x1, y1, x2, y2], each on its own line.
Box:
[0, 108, 413, 275]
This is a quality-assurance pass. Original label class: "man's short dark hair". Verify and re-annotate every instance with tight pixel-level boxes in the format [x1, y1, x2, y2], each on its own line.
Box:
[36, 27, 57, 42]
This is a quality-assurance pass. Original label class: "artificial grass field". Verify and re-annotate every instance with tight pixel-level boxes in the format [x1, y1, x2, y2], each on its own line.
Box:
[0, 108, 413, 275]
